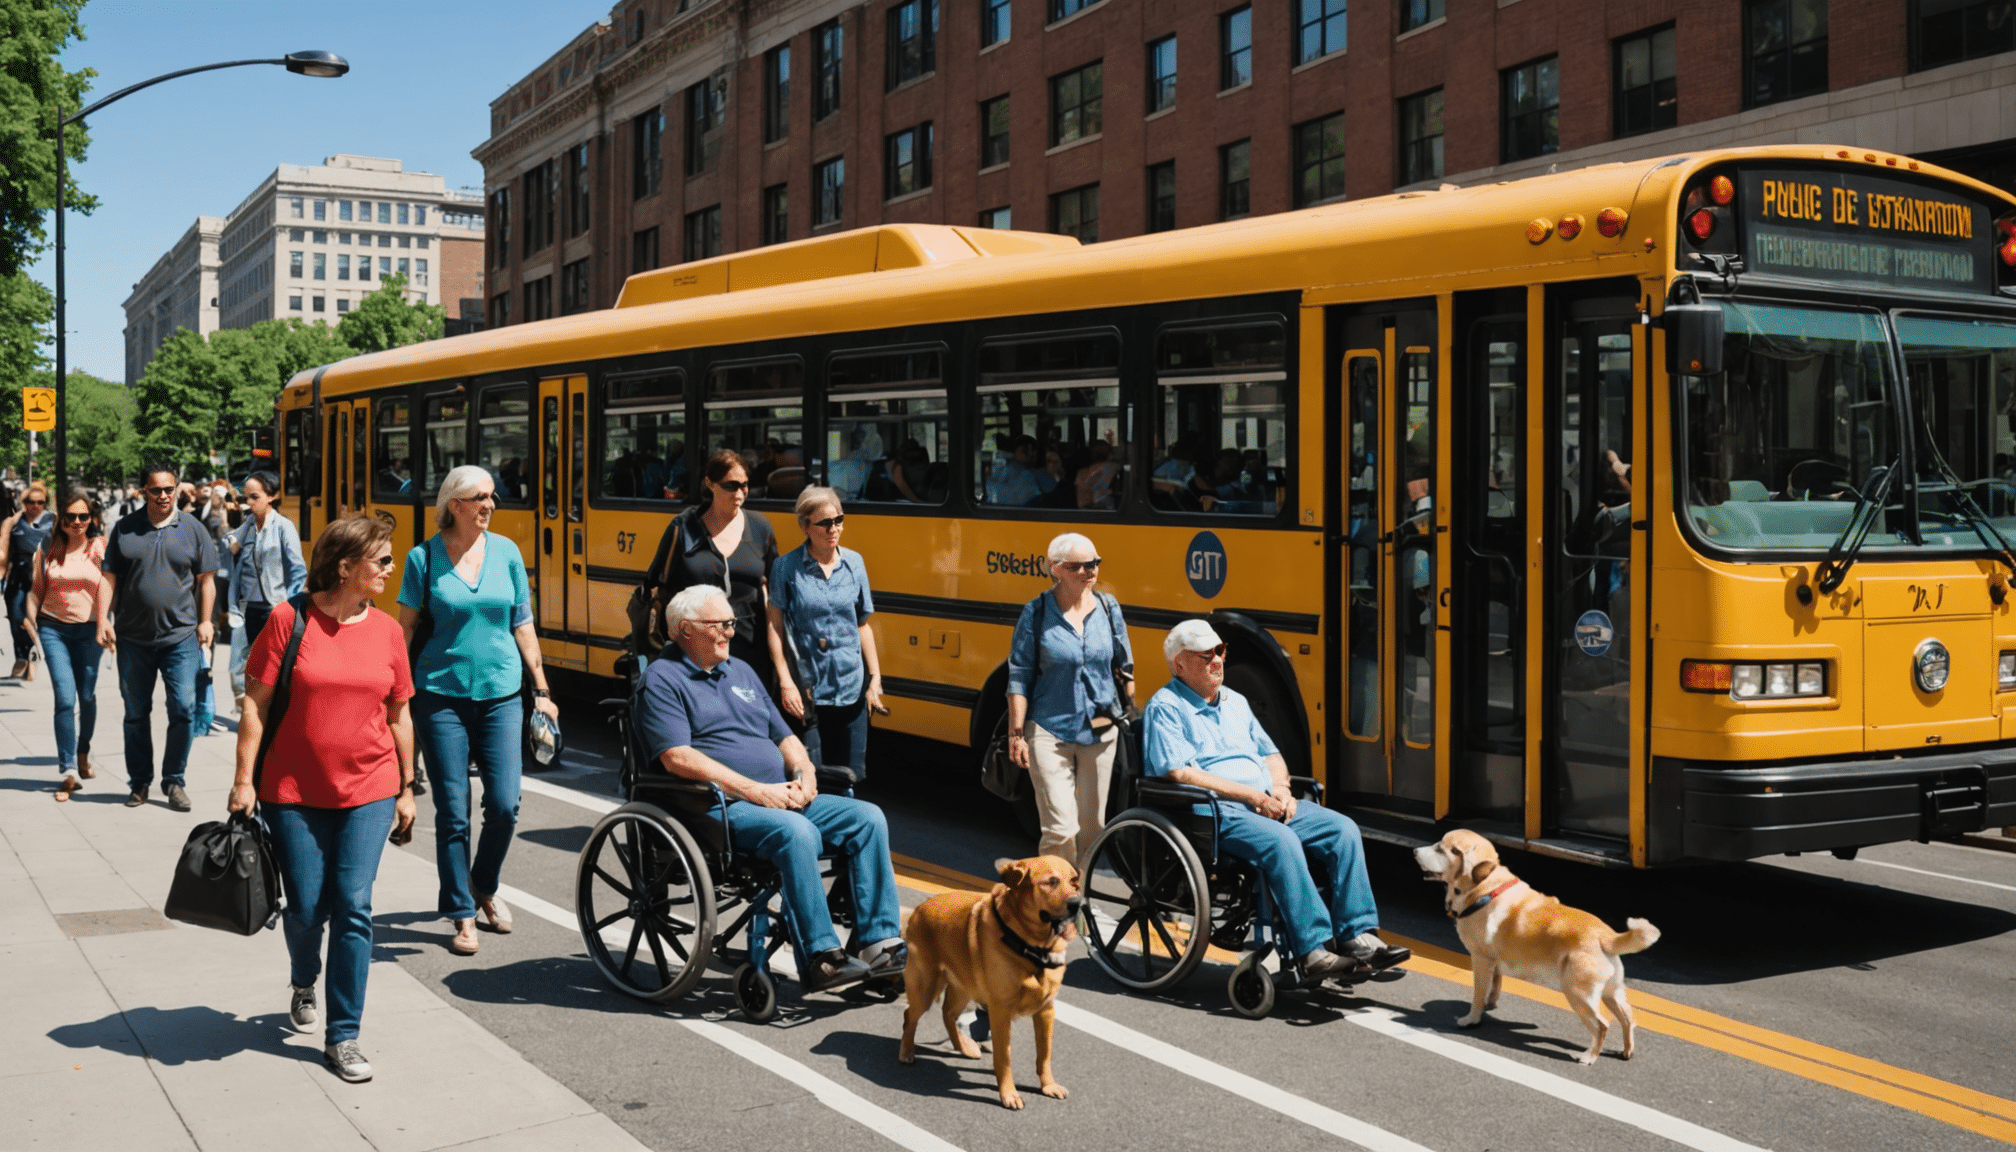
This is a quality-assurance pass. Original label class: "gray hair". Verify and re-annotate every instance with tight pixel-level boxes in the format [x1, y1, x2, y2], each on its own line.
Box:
[665, 583, 730, 637]
[794, 485, 843, 522]
[1047, 532, 1096, 571]
[435, 464, 494, 529]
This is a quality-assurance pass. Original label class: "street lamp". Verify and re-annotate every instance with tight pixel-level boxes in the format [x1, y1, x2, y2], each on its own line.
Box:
[50, 51, 348, 487]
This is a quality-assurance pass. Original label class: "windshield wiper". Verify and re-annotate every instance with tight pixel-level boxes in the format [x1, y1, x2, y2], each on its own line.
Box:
[1814, 456, 1899, 595]
[1923, 466, 2016, 584]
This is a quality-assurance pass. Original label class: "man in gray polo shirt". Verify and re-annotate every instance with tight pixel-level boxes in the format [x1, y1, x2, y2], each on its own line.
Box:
[98, 463, 217, 811]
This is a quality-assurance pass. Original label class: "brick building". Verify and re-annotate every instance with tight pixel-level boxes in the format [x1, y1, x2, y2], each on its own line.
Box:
[473, 0, 2016, 324]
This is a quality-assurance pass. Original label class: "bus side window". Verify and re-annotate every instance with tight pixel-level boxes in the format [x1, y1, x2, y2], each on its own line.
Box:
[828, 346, 950, 505]
[1153, 321, 1289, 517]
[974, 330, 1123, 512]
[422, 391, 470, 496]
[706, 359, 805, 501]
[1346, 354, 1380, 739]
[478, 385, 533, 505]
[373, 395, 413, 499]
[601, 372, 686, 503]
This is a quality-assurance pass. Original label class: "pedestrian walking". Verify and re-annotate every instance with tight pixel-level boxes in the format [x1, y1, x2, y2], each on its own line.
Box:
[2, 483, 54, 680]
[225, 472, 305, 715]
[639, 448, 782, 694]
[1005, 532, 1135, 865]
[100, 463, 219, 812]
[30, 489, 106, 800]
[396, 464, 556, 956]
[229, 513, 418, 1084]
[767, 486, 887, 776]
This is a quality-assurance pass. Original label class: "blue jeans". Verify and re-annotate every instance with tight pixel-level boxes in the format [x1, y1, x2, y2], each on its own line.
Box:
[266, 797, 397, 1046]
[7, 583, 33, 664]
[414, 691, 522, 921]
[800, 698, 869, 776]
[1216, 802, 1380, 958]
[117, 635, 200, 791]
[40, 621, 100, 774]
[724, 793, 902, 956]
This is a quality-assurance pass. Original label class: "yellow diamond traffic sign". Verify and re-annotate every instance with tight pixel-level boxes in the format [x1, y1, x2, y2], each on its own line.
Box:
[23, 387, 55, 432]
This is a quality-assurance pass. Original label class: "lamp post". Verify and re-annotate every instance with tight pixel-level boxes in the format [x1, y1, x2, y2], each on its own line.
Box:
[51, 51, 348, 487]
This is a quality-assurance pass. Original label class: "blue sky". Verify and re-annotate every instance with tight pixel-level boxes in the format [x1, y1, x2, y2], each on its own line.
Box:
[24, 0, 614, 380]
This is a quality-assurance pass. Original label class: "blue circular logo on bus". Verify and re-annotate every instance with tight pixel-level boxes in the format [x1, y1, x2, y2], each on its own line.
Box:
[1186, 531, 1227, 599]
[1574, 610, 1614, 657]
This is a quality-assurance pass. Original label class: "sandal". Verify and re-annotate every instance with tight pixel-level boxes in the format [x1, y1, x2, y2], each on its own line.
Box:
[55, 777, 80, 802]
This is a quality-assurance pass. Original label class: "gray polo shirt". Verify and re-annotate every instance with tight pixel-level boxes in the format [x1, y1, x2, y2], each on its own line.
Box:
[104, 508, 218, 647]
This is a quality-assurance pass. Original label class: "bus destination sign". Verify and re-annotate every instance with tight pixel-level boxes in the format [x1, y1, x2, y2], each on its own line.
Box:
[1739, 169, 1992, 294]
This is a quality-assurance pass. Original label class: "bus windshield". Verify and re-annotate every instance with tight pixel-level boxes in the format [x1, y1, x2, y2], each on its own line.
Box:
[1898, 315, 2016, 551]
[1681, 301, 1899, 552]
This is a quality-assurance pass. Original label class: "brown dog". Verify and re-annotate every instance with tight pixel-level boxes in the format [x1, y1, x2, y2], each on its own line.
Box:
[899, 855, 1081, 1109]
[1414, 829, 1660, 1064]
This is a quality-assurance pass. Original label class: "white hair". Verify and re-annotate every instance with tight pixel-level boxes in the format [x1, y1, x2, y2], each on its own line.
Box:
[435, 464, 495, 529]
[665, 583, 730, 636]
[1047, 532, 1096, 571]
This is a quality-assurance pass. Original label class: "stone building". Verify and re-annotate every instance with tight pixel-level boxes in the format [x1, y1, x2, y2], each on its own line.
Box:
[472, 0, 2016, 325]
[121, 217, 222, 386]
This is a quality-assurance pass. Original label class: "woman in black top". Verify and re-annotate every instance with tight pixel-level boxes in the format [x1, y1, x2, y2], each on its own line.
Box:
[645, 449, 781, 686]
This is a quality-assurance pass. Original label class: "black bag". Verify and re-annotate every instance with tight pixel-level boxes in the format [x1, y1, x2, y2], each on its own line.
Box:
[164, 592, 310, 935]
[407, 536, 435, 664]
[1097, 592, 1143, 822]
[628, 518, 683, 654]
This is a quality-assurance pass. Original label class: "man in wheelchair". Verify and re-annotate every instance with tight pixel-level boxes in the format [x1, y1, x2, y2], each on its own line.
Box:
[1142, 620, 1410, 982]
[638, 585, 907, 991]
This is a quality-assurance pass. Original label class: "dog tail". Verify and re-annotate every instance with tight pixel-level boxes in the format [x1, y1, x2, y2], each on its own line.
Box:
[1606, 917, 1661, 956]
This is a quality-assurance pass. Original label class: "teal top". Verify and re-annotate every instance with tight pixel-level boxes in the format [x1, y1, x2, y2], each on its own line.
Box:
[397, 533, 535, 701]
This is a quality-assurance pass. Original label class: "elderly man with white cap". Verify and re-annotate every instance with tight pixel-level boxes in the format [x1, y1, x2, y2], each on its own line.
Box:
[1141, 619, 1409, 980]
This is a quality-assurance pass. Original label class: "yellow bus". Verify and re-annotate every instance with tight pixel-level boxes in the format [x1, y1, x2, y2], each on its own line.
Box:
[274, 144, 2016, 868]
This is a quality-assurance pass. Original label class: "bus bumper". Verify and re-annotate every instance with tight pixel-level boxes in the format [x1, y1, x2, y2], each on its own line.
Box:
[1650, 749, 2016, 864]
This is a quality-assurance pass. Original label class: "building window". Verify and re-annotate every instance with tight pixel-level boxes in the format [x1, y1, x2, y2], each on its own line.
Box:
[415, 206, 427, 225]
[978, 206, 1011, 228]
[1400, 0, 1442, 31]
[415, 258, 428, 286]
[290, 227, 305, 242]
[1148, 160, 1176, 233]
[525, 276, 553, 322]
[633, 108, 664, 198]
[887, 0, 938, 89]
[566, 142, 590, 236]
[313, 200, 326, 221]
[289, 294, 302, 310]
[981, 95, 1011, 167]
[815, 157, 846, 226]
[765, 45, 791, 143]
[1220, 139, 1250, 218]
[1614, 24, 1678, 137]
[313, 252, 327, 280]
[312, 296, 325, 312]
[1050, 61, 1102, 146]
[687, 75, 728, 176]
[338, 254, 351, 281]
[313, 230, 327, 244]
[683, 206, 722, 261]
[488, 292, 507, 326]
[523, 159, 557, 254]
[338, 299, 352, 314]
[378, 203, 391, 224]
[1397, 89, 1443, 184]
[418, 236, 429, 249]
[290, 251, 303, 278]
[1145, 36, 1178, 114]
[1221, 6, 1252, 89]
[339, 200, 353, 222]
[885, 123, 934, 198]
[1050, 183, 1099, 242]
[561, 258, 591, 314]
[763, 185, 790, 244]
[1501, 57, 1559, 163]
[983, 0, 1010, 45]
[815, 20, 844, 119]
[1747, 0, 1827, 106]
[1295, 111, 1347, 205]
[1049, 0, 1097, 21]
[290, 198, 304, 218]
[359, 200, 373, 222]
[397, 257, 410, 278]
[1295, 0, 1346, 63]
[398, 203, 410, 225]
[633, 227, 660, 271]
[379, 256, 392, 281]
[1914, 0, 2014, 70]
[398, 235, 411, 249]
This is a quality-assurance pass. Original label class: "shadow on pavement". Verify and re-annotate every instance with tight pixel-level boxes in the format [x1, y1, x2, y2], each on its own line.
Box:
[809, 1028, 1007, 1108]
[49, 1006, 312, 1066]
[519, 824, 592, 854]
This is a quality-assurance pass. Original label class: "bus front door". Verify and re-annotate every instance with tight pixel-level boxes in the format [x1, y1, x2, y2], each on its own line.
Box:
[537, 376, 590, 670]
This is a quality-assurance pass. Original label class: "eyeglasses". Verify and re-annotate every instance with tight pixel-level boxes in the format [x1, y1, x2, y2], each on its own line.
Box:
[1058, 558, 1104, 573]
[457, 491, 496, 504]
[809, 514, 845, 530]
[144, 486, 176, 497]
[60, 512, 92, 524]
[695, 618, 738, 633]
[715, 479, 749, 494]
[1182, 644, 1228, 660]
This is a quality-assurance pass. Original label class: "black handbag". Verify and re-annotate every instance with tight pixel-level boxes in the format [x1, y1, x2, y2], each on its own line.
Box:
[163, 593, 310, 936]
[1098, 592, 1143, 821]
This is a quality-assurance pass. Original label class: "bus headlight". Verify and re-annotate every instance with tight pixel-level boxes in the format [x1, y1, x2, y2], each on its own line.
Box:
[1914, 640, 1951, 694]
[1683, 660, 1828, 699]
[1999, 651, 2015, 691]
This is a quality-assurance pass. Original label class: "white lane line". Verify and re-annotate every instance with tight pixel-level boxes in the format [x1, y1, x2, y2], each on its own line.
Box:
[1348, 1009, 1767, 1152]
[1857, 858, 2016, 894]
[521, 775, 619, 815]
[1051, 1001, 1437, 1152]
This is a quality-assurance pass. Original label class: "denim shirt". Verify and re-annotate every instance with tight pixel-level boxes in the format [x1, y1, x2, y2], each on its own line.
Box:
[769, 543, 874, 707]
[1007, 589, 1133, 745]
[227, 512, 306, 613]
[1142, 678, 1279, 799]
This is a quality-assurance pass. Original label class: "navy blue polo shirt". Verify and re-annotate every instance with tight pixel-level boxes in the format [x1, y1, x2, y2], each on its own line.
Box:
[103, 508, 219, 647]
[638, 647, 791, 785]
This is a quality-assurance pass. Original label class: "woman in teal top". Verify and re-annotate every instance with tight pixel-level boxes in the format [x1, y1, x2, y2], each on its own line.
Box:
[395, 466, 559, 958]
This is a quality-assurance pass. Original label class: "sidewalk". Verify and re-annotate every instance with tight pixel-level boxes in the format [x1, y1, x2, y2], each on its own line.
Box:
[0, 647, 646, 1151]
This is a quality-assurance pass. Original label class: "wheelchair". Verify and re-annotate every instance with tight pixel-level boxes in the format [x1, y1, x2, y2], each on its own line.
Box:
[1081, 773, 1390, 1018]
[572, 655, 883, 1021]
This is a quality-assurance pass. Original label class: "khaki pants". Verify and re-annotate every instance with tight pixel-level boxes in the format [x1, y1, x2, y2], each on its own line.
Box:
[1026, 721, 1116, 867]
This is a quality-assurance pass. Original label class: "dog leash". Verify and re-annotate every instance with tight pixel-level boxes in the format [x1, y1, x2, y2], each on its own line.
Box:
[1451, 879, 1521, 920]
[991, 897, 1068, 970]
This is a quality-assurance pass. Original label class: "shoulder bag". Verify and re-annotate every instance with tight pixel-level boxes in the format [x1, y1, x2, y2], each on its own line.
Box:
[979, 591, 1052, 803]
[163, 592, 311, 936]
[1098, 591, 1144, 821]
[630, 517, 684, 654]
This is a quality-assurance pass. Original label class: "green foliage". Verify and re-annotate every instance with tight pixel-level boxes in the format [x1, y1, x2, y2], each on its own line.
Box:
[0, 271, 53, 470]
[51, 367, 135, 483]
[337, 273, 444, 354]
[134, 319, 353, 475]
[0, 0, 96, 277]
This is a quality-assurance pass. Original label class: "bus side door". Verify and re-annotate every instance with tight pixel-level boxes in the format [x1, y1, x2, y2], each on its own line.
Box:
[537, 376, 590, 670]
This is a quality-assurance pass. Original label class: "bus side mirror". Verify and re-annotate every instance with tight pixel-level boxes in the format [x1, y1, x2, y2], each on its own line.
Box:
[1665, 304, 1724, 377]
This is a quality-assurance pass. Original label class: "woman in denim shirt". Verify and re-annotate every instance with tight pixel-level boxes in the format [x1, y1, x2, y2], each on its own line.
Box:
[768, 487, 887, 775]
[225, 473, 307, 714]
[1006, 532, 1134, 865]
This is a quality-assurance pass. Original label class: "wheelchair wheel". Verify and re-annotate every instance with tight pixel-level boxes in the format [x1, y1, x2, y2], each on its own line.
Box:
[1227, 952, 1276, 1019]
[733, 963, 779, 1022]
[1082, 809, 1211, 992]
[576, 803, 717, 1003]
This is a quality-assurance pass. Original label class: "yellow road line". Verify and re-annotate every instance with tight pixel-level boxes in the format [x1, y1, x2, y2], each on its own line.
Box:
[891, 855, 2016, 1145]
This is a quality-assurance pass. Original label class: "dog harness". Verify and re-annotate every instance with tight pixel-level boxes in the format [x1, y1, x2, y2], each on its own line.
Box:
[992, 899, 1069, 970]
[1451, 879, 1521, 920]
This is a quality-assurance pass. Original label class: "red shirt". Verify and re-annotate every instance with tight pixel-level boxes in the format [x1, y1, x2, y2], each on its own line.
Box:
[248, 599, 414, 808]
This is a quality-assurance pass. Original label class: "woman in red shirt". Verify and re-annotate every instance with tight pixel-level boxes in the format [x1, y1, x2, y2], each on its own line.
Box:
[229, 515, 417, 1085]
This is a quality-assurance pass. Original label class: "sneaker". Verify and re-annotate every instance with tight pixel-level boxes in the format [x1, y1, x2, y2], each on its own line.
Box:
[323, 1040, 373, 1083]
[164, 784, 192, 812]
[799, 948, 870, 993]
[124, 788, 149, 808]
[858, 938, 908, 979]
[289, 985, 318, 1031]
[1298, 948, 1374, 982]
[1335, 931, 1412, 971]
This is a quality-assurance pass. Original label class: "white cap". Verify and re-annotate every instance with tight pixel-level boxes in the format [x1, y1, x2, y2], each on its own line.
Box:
[1163, 619, 1224, 666]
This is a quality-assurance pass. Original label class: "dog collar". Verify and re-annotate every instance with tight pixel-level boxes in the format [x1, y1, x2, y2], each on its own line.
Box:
[1451, 879, 1520, 920]
[992, 899, 1068, 970]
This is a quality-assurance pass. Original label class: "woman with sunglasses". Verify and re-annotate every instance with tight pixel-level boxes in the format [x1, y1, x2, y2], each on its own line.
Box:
[397, 465, 556, 956]
[28, 490, 105, 799]
[642, 448, 783, 698]
[225, 472, 307, 715]
[1005, 532, 1135, 865]
[2, 484, 55, 680]
[767, 487, 887, 777]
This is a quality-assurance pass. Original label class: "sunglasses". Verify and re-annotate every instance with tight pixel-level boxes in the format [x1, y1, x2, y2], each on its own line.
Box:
[144, 486, 176, 496]
[370, 555, 396, 570]
[696, 618, 738, 633]
[23, 498, 45, 506]
[60, 512, 92, 524]
[809, 514, 845, 530]
[1183, 644, 1228, 659]
[1058, 557, 1104, 573]
[715, 479, 750, 494]
[457, 492, 497, 504]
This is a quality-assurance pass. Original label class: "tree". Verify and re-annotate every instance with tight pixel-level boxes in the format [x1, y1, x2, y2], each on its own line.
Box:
[0, 272, 51, 471]
[53, 367, 136, 483]
[338, 273, 444, 354]
[0, 0, 95, 278]
[132, 327, 226, 471]
[132, 318, 354, 475]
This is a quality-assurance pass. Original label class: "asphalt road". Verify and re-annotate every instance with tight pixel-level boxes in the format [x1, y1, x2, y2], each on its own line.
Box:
[374, 696, 2016, 1152]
